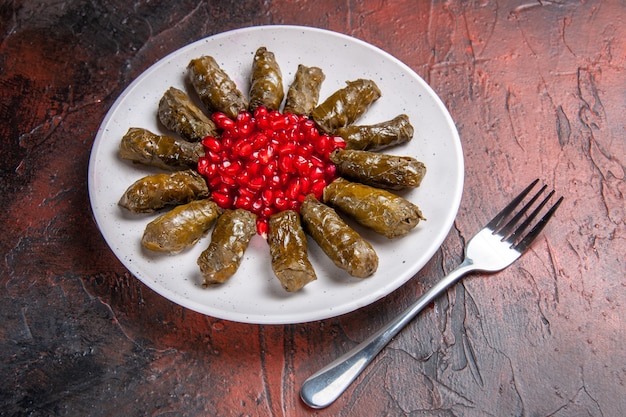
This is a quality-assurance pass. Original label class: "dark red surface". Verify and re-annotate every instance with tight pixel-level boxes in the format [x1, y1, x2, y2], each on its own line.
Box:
[1, 1, 625, 416]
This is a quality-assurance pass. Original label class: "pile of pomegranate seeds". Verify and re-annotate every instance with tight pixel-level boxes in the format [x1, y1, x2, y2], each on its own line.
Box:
[197, 106, 346, 236]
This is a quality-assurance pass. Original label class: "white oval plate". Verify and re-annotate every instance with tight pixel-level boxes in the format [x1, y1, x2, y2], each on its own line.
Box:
[88, 25, 463, 324]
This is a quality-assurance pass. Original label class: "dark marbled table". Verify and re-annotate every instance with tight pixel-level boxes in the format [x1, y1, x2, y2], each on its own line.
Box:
[1, 1, 624, 416]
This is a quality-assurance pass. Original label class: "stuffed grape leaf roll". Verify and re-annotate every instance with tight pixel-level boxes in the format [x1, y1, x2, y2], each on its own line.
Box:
[142, 198, 223, 253]
[197, 209, 257, 286]
[268, 210, 317, 292]
[300, 195, 378, 278]
[158, 87, 217, 142]
[249, 47, 284, 112]
[322, 177, 425, 239]
[187, 55, 248, 119]
[330, 148, 426, 190]
[118, 169, 209, 213]
[119, 127, 204, 171]
[337, 114, 414, 151]
[283, 64, 325, 116]
[311, 79, 381, 133]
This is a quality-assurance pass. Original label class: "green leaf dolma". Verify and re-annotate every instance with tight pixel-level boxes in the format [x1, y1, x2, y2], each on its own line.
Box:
[142, 199, 223, 253]
[283, 64, 325, 116]
[300, 195, 378, 278]
[330, 148, 426, 190]
[337, 114, 414, 151]
[187, 55, 248, 119]
[322, 178, 425, 239]
[249, 47, 284, 111]
[158, 87, 217, 142]
[268, 210, 317, 292]
[311, 79, 381, 133]
[197, 209, 257, 285]
[118, 169, 209, 213]
[119, 127, 204, 171]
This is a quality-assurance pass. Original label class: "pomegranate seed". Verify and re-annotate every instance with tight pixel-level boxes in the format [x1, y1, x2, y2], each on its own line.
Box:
[278, 141, 297, 156]
[212, 191, 231, 208]
[257, 145, 275, 164]
[197, 157, 210, 175]
[278, 154, 293, 173]
[235, 195, 253, 210]
[234, 140, 253, 157]
[198, 106, 341, 235]
[311, 180, 326, 198]
[325, 164, 337, 178]
[208, 176, 222, 188]
[274, 197, 289, 211]
[300, 177, 311, 194]
[261, 206, 275, 218]
[293, 155, 310, 174]
[268, 174, 282, 188]
[286, 178, 301, 200]
[252, 198, 263, 212]
[238, 186, 256, 200]
[202, 137, 222, 153]
[256, 218, 269, 238]
[247, 176, 265, 190]
[261, 189, 274, 206]
[254, 106, 268, 119]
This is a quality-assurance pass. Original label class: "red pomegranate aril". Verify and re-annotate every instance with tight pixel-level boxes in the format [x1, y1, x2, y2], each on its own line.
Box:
[257, 146, 275, 164]
[237, 122, 253, 137]
[256, 116, 270, 130]
[252, 198, 263, 212]
[286, 178, 301, 200]
[205, 162, 218, 178]
[279, 173, 290, 186]
[238, 186, 256, 200]
[307, 126, 320, 141]
[278, 141, 297, 156]
[325, 163, 337, 178]
[208, 176, 222, 189]
[309, 166, 324, 181]
[202, 137, 222, 153]
[213, 114, 235, 130]
[237, 110, 251, 124]
[198, 106, 343, 235]
[261, 206, 275, 218]
[311, 180, 326, 198]
[212, 191, 231, 208]
[235, 170, 250, 186]
[235, 195, 253, 210]
[197, 157, 209, 174]
[300, 177, 312, 194]
[256, 219, 269, 238]
[205, 150, 221, 163]
[274, 197, 288, 211]
[261, 188, 274, 206]
[278, 154, 293, 173]
[293, 155, 310, 174]
[288, 199, 301, 211]
[216, 183, 234, 195]
[310, 155, 325, 168]
[268, 174, 281, 188]
[297, 144, 313, 157]
[254, 106, 268, 119]
[332, 136, 346, 149]
[253, 133, 269, 149]
[233, 141, 253, 157]
[248, 176, 266, 190]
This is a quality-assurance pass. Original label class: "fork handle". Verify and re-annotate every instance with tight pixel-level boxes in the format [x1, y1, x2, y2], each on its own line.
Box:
[300, 258, 476, 409]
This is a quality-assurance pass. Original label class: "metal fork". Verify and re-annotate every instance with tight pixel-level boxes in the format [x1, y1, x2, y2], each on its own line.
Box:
[300, 179, 563, 409]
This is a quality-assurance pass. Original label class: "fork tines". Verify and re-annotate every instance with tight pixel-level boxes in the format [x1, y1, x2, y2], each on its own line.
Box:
[488, 179, 563, 252]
